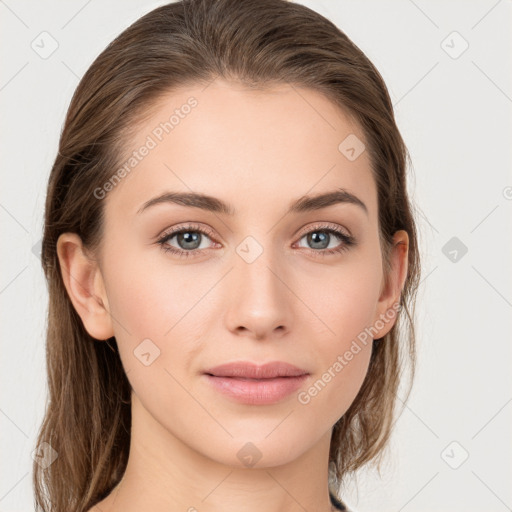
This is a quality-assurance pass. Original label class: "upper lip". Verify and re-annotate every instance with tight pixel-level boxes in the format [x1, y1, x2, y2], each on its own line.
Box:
[204, 361, 309, 379]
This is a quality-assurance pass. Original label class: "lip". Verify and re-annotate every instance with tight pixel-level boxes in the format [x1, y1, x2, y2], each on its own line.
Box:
[204, 361, 309, 379]
[203, 361, 309, 405]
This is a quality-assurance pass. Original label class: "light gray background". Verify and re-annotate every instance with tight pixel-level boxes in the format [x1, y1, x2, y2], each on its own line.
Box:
[1, 1, 511, 511]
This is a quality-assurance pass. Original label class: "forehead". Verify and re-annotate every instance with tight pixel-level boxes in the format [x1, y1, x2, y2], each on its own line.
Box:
[105, 79, 377, 221]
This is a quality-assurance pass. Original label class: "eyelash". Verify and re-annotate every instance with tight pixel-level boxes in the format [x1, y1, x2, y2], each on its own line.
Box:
[156, 222, 356, 259]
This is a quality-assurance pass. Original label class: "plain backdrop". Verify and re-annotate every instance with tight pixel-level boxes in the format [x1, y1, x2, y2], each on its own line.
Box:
[1, 1, 511, 511]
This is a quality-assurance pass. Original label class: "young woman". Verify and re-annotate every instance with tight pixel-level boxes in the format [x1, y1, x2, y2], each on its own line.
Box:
[34, 1, 421, 511]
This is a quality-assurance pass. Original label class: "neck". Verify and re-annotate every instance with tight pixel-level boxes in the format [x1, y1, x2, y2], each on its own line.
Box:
[95, 393, 336, 512]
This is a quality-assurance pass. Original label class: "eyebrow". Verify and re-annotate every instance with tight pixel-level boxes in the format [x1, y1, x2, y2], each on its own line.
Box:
[136, 187, 368, 217]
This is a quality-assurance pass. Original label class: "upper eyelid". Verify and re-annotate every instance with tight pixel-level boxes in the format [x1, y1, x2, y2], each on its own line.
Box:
[296, 222, 351, 238]
[158, 222, 215, 239]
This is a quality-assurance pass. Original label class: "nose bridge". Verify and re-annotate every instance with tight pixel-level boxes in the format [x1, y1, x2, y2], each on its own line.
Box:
[225, 233, 291, 337]
[235, 233, 284, 303]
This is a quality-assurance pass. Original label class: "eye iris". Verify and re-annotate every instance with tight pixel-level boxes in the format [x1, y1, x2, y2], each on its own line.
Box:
[177, 231, 201, 250]
[308, 231, 330, 249]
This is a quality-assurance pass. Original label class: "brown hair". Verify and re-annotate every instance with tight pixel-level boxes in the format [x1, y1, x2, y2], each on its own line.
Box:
[35, 0, 420, 510]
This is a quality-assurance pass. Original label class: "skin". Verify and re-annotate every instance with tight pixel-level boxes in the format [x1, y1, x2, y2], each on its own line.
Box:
[57, 79, 409, 512]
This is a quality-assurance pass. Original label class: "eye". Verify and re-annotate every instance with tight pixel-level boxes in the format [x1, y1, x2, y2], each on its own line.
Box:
[156, 223, 218, 259]
[294, 223, 356, 256]
[156, 222, 356, 259]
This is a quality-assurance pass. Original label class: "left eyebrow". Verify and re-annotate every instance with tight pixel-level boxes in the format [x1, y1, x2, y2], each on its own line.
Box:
[289, 188, 368, 216]
[136, 187, 368, 217]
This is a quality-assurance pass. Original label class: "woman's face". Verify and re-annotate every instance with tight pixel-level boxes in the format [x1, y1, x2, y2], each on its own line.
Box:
[75, 79, 406, 468]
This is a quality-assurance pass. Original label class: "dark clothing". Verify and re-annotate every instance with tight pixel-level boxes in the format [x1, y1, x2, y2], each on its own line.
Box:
[329, 490, 348, 511]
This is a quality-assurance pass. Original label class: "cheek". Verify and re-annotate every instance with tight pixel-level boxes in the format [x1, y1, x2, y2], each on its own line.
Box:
[100, 245, 218, 392]
[306, 252, 383, 345]
[295, 280, 375, 428]
[297, 252, 381, 417]
[103, 245, 214, 338]
[100, 252, 202, 412]
[313, 344, 373, 432]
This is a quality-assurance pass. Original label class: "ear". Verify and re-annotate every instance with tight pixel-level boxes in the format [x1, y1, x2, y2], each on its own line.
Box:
[56, 232, 114, 341]
[372, 230, 409, 339]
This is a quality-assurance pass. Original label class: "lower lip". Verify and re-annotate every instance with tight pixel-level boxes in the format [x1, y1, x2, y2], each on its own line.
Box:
[204, 374, 309, 405]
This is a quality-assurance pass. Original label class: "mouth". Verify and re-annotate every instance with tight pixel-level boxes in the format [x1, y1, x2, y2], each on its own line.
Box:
[206, 376, 298, 381]
[203, 360, 309, 379]
[202, 361, 310, 405]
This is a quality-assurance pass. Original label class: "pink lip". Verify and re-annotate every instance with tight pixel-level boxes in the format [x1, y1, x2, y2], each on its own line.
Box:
[203, 361, 309, 405]
[204, 361, 309, 379]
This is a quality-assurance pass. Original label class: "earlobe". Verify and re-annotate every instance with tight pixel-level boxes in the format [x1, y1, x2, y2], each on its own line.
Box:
[56, 233, 114, 341]
[373, 230, 409, 339]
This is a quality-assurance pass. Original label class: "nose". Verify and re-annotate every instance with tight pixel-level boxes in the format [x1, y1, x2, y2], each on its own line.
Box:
[223, 241, 292, 341]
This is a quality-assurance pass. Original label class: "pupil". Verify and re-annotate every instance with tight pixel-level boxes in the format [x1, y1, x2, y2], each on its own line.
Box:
[178, 231, 201, 250]
[308, 231, 329, 249]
